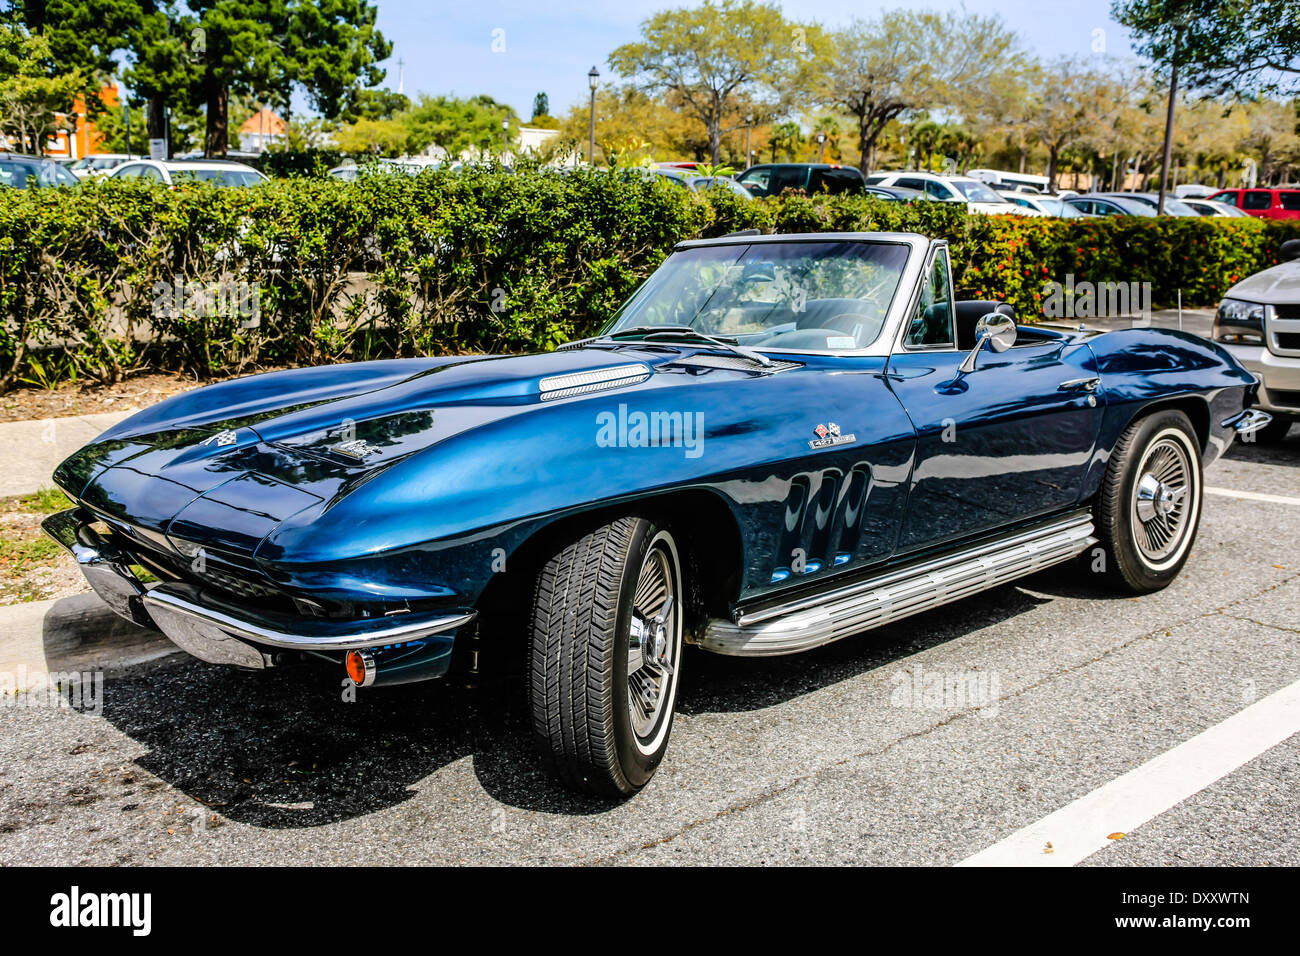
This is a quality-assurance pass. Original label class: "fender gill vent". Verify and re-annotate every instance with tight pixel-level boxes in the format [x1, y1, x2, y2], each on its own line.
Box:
[538, 363, 651, 401]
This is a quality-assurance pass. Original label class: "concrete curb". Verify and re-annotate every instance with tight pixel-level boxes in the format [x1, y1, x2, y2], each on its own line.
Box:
[0, 410, 133, 497]
[0, 593, 180, 691]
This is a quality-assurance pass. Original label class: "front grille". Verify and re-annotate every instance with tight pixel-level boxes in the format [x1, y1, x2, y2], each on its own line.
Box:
[1269, 390, 1300, 410]
[1273, 304, 1300, 320]
[121, 534, 292, 609]
[1274, 332, 1300, 351]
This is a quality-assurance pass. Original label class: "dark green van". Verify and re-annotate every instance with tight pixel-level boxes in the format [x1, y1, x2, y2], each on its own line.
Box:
[734, 163, 866, 199]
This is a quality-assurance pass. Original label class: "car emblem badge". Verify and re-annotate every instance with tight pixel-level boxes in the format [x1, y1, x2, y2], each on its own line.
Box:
[200, 429, 239, 448]
[808, 421, 855, 450]
[332, 438, 375, 461]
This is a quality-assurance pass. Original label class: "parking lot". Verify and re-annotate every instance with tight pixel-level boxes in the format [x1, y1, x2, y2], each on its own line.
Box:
[0, 425, 1295, 866]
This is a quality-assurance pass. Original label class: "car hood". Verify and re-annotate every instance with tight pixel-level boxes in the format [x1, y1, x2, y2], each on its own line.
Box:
[969, 201, 1025, 215]
[1224, 260, 1300, 304]
[51, 346, 753, 561]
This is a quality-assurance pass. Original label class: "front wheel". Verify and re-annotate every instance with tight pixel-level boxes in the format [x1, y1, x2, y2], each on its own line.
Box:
[529, 516, 684, 797]
[1094, 409, 1203, 593]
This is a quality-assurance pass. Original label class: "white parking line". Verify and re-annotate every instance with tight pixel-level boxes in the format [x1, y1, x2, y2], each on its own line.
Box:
[1206, 486, 1300, 506]
[956, 676, 1300, 867]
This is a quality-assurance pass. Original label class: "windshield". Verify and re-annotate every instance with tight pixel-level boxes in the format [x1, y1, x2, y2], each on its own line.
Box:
[950, 180, 1005, 203]
[606, 240, 912, 352]
[171, 168, 265, 186]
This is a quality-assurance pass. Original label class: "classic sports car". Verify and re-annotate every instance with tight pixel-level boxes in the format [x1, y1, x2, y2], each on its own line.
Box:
[46, 232, 1271, 797]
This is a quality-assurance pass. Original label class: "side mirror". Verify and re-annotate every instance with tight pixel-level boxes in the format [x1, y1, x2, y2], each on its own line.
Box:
[1280, 239, 1300, 262]
[958, 312, 1017, 373]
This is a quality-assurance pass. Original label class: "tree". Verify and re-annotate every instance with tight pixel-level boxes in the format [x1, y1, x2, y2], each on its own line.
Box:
[0, 21, 84, 154]
[91, 95, 151, 153]
[402, 94, 513, 159]
[824, 9, 1021, 174]
[279, 0, 390, 120]
[532, 91, 548, 120]
[770, 121, 802, 162]
[340, 86, 409, 123]
[184, 0, 389, 156]
[609, 0, 822, 164]
[332, 115, 409, 157]
[1113, 0, 1300, 99]
[1028, 58, 1106, 192]
[27, 1, 199, 148]
[556, 84, 703, 165]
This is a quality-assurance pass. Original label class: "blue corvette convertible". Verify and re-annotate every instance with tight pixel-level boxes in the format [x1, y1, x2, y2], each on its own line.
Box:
[45, 232, 1271, 796]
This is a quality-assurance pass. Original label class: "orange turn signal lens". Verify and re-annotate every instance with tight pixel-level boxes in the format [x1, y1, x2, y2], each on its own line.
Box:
[345, 650, 374, 686]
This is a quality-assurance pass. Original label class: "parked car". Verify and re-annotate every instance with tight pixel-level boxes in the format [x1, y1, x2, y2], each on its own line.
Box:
[0, 153, 80, 189]
[108, 159, 267, 187]
[1181, 198, 1251, 218]
[1091, 192, 1201, 217]
[1064, 194, 1157, 217]
[1207, 187, 1300, 220]
[67, 153, 132, 179]
[865, 171, 1023, 214]
[967, 168, 1050, 194]
[645, 166, 753, 199]
[1212, 238, 1300, 442]
[863, 184, 930, 202]
[996, 191, 1085, 217]
[327, 158, 457, 180]
[734, 163, 866, 198]
[45, 232, 1266, 796]
[1175, 184, 1220, 199]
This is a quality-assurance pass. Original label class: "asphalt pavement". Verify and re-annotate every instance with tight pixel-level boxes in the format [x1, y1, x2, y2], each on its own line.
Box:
[0, 425, 1296, 866]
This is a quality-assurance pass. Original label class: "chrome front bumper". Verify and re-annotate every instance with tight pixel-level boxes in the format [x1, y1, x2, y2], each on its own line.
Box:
[42, 508, 475, 670]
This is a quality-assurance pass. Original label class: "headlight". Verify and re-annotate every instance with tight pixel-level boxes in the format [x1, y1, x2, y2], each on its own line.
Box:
[1214, 298, 1265, 345]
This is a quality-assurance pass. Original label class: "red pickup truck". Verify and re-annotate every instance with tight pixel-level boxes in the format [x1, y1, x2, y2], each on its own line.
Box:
[1209, 187, 1300, 220]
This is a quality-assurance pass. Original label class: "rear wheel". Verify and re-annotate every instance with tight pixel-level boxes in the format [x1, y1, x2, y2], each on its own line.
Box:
[529, 516, 683, 797]
[1095, 409, 1203, 593]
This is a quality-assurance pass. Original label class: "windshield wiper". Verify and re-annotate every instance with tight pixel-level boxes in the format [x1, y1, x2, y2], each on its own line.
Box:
[559, 325, 772, 367]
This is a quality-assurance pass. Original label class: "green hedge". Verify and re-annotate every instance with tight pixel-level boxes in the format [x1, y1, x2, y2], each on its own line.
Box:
[1, 166, 1297, 391]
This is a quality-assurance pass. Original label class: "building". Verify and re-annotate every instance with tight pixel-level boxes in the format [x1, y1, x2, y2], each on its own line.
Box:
[239, 107, 287, 154]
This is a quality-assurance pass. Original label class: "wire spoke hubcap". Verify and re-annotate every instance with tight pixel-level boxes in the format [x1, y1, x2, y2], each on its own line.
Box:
[1132, 438, 1192, 562]
[627, 544, 679, 743]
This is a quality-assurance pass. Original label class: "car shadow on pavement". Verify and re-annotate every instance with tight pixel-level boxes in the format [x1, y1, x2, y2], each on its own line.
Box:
[674, 575, 1056, 718]
[92, 572, 1066, 824]
[1222, 428, 1298, 466]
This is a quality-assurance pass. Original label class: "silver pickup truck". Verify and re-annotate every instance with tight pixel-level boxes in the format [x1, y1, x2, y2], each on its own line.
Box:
[1214, 239, 1300, 442]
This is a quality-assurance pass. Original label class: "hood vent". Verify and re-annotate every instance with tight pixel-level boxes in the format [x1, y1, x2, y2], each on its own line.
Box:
[539, 363, 651, 401]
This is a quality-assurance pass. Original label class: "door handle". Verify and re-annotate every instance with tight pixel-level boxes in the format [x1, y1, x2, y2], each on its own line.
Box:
[1058, 376, 1101, 392]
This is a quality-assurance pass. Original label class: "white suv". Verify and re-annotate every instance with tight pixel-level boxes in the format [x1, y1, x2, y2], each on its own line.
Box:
[1213, 239, 1300, 442]
[108, 159, 267, 187]
[864, 171, 1025, 214]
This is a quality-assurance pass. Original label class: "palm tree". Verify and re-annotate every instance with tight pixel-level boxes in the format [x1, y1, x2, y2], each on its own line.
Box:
[771, 121, 803, 162]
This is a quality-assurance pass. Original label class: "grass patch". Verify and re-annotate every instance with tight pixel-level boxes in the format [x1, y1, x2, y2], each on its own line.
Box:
[0, 534, 61, 571]
[4, 487, 71, 515]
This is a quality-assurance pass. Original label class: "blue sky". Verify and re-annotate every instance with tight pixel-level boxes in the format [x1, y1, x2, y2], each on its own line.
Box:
[374, 0, 1137, 117]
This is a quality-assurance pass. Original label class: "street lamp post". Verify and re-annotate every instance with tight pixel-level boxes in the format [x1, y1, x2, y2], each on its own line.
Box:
[502, 117, 509, 158]
[587, 66, 600, 165]
[745, 115, 753, 169]
[817, 131, 826, 163]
